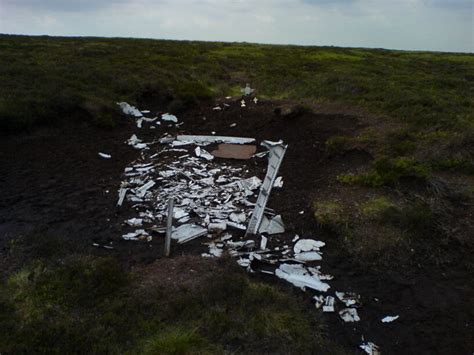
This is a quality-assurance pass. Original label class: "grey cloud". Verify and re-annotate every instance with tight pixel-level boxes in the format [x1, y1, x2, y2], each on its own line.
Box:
[3, 0, 128, 12]
[424, 0, 473, 10]
[301, 0, 357, 5]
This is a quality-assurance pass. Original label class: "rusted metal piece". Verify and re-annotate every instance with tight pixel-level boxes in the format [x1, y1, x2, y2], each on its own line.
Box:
[211, 144, 257, 160]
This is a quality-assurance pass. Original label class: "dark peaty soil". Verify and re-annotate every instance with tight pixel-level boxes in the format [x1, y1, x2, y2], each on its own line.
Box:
[0, 99, 472, 354]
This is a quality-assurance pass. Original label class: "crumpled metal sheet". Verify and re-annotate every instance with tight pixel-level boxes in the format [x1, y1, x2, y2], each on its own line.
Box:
[177, 135, 255, 145]
[172, 224, 207, 244]
[275, 263, 330, 292]
[246, 140, 288, 237]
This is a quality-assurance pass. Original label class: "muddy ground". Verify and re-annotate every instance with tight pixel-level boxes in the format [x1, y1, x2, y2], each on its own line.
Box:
[1, 99, 472, 354]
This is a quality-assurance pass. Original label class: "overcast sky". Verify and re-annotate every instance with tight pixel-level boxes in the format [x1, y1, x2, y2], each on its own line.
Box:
[1, 0, 472, 52]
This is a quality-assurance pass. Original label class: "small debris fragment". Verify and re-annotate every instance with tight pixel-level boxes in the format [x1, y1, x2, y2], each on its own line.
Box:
[323, 296, 335, 312]
[294, 239, 325, 254]
[92, 243, 114, 250]
[253, 97, 258, 104]
[241, 99, 246, 107]
[173, 208, 189, 220]
[195, 146, 214, 161]
[336, 292, 361, 308]
[241, 83, 255, 96]
[117, 188, 128, 207]
[122, 229, 149, 241]
[126, 218, 143, 227]
[230, 123, 237, 128]
[294, 251, 322, 261]
[127, 134, 147, 150]
[136, 180, 155, 197]
[314, 295, 325, 309]
[172, 224, 207, 244]
[161, 113, 178, 123]
[273, 176, 283, 188]
[275, 263, 330, 292]
[381, 315, 399, 323]
[229, 212, 246, 223]
[117, 102, 143, 117]
[260, 235, 268, 250]
[98, 152, 111, 159]
[208, 222, 227, 233]
[339, 308, 360, 322]
[259, 215, 285, 235]
[360, 342, 381, 355]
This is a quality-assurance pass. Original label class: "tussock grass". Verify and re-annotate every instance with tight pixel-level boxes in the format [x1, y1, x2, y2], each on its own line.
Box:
[0, 253, 339, 354]
[0, 34, 472, 133]
[313, 193, 464, 270]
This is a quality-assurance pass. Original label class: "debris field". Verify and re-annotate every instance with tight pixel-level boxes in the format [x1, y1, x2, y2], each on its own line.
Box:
[3, 92, 471, 354]
[116, 93, 381, 354]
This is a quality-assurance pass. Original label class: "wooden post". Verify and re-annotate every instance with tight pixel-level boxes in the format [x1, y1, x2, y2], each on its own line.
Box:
[164, 198, 174, 257]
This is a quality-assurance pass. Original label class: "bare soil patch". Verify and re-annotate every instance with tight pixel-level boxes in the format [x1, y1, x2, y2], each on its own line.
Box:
[1, 99, 472, 354]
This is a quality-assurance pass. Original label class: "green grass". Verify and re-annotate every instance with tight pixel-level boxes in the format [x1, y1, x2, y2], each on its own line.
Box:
[0, 34, 473, 132]
[313, 195, 447, 269]
[0, 254, 337, 354]
[337, 156, 431, 187]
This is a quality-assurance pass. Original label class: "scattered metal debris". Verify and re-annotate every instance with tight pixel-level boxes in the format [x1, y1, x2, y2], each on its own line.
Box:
[115, 101, 373, 354]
